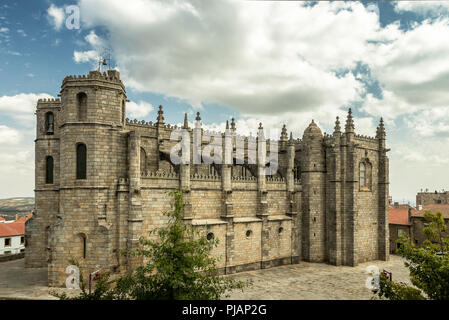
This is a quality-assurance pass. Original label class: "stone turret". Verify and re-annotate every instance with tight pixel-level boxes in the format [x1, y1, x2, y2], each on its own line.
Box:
[183, 113, 189, 129]
[301, 120, 325, 263]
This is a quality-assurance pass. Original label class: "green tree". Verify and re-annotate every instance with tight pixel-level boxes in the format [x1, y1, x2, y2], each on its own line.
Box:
[55, 190, 250, 300]
[376, 210, 449, 300]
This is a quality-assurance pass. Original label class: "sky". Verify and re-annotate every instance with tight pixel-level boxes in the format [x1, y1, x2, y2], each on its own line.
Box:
[0, 0, 448, 204]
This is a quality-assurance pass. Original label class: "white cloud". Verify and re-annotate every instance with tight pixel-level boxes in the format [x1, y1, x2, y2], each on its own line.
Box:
[394, 1, 449, 16]
[74, 50, 98, 63]
[404, 107, 449, 138]
[0, 125, 21, 145]
[126, 100, 154, 119]
[74, 0, 449, 125]
[73, 31, 106, 64]
[0, 27, 8, 33]
[0, 92, 50, 198]
[77, 0, 388, 117]
[47, 4, 65, 31]
[364, 19, 449, 117]
[0, 93, 53, 125]
[0, 146, 34, 198]
[85, 30, 105, 48]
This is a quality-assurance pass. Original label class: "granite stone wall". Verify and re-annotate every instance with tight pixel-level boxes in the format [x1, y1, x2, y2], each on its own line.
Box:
[26, 71, 389, 286]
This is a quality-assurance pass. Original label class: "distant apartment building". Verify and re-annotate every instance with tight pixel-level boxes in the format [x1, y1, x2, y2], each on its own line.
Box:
[0, 213, 33, 256]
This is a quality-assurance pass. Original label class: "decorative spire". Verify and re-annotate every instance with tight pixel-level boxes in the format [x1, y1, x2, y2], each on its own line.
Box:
[345, 108, 354, 133]
[157, 105, 164, 125]
[376, 117, 386, 139]
[226, 120, 229, 130]
[281, 124, 288, 141]
[183, 113, 189, 129]
[231, 117, 236, 131]
[258, 122, 265, 140]
[195, 112, 201, 129]
[287, 131, 294, 146]
[334, 116, 341, 134]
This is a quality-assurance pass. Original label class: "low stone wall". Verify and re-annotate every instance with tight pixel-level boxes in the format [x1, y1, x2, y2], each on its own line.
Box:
[0, 252, 25, 263]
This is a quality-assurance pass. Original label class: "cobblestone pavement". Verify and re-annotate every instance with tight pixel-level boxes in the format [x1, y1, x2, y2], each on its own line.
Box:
[0, 258, 56, 300]
[226, 255, 411, 300]
[0, 255, 410, 300]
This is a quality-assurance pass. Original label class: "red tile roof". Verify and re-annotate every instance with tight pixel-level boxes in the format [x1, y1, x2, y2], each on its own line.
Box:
[16, 213, 33, 223]
[389, 207, 411, 225]
[0, 213, 32, 237]
[413, 204, 449, 219]
[0, 221, 25, 237]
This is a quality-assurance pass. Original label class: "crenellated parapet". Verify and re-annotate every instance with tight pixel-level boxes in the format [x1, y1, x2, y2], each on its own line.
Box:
[190, 173, 221, 181]
[37, 98, 61, 104]
[63, 70, 121, 83]
[142, 170, 179, 179]
[231, 175, 257, 182]
[266, 176, 286, 183]
[354, 134, 377, 142]
[126, 118, 157, 128]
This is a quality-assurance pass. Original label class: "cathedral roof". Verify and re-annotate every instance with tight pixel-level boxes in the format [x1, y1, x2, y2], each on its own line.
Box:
[303, 120, 322, 139]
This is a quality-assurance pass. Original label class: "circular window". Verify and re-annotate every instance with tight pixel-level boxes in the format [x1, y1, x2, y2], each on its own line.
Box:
[278, 227, 284, 234]
[246, 230, 252, 237]
[206, 232, 214, 241]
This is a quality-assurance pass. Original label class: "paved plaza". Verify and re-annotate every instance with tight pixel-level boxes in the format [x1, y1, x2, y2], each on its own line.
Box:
[0, 255, 410, 300]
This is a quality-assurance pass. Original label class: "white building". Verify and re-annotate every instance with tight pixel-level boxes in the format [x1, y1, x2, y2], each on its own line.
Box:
[0, 213, 32, 256]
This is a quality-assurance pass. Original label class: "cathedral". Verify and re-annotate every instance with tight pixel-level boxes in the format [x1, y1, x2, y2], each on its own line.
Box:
[25, 69, 389, 287]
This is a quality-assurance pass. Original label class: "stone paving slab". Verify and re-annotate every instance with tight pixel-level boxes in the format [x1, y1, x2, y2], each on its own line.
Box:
[0, 255, 410, 300]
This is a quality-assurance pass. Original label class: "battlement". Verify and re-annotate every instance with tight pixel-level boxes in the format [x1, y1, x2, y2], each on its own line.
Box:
[126, 118, 157, 128]
[37, 98, 61, 104]
[62, 70, 122, 85]
[354, 134, 377, 142]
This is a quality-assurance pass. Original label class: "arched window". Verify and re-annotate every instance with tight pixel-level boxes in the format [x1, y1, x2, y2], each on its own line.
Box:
[76, 143, 87, 179]
[360, 160, 372, 191]
[76, 233, 87, 259]
[360, 162, 366, 187]
[77, 92, 87, 121]
[45, 112, 54, 135]
[140, 147, 147, 174]
[45, 156, 54, 184]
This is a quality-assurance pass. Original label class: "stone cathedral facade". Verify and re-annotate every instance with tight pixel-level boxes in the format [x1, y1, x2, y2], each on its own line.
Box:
[25, 69, 389, 287]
